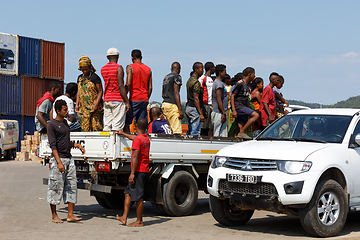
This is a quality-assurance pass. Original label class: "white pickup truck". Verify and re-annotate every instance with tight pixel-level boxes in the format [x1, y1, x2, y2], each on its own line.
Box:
[39, 132, 241, 216]
[207, 108, 360, 237]
[0, 120, 18, 160]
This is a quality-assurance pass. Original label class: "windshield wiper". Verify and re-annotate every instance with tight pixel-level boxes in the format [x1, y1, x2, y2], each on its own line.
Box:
[291, 138, 327, 143]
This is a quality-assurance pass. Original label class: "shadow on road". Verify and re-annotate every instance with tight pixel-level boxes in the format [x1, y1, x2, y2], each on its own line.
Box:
[214, 211, 360, 238]
[56, 196, 211, 222]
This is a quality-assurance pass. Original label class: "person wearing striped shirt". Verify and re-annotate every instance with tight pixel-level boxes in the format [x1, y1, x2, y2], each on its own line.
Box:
[101, 48, 131, 131]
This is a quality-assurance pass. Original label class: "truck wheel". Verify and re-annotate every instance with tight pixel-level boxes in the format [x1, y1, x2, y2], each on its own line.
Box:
[209, 195, 254, 226]
[93, 192, 111, 209]
[151, 202, 167, 215]
[105, 190, 125, 210]
[163, 170, 198, 216]
[4, 150, 13, 160]
[299, 179, 348, 237]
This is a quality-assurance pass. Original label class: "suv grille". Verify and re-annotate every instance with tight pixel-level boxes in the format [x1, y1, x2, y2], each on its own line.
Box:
[219, 179, 278, 196]
[223, 158, 277, 171]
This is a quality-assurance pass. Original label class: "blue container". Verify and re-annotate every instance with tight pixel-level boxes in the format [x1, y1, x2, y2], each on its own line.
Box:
[18, 36, 41, 77]
[0, 75, 22, 115]
[0, 115, 23, 152]
[23, 116, 36, 135]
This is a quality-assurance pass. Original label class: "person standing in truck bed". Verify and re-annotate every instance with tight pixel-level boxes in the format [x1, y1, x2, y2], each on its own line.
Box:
[75, 55, 104, 132]
[161, 62, 183, 134]
[116, 118, 150, 227]
[101, 48, 131, 131]
[47, 99, 85, 223]
[124, 49, 152, 133]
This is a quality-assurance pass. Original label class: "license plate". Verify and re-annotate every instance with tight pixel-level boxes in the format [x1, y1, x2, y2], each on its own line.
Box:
[76, 165, 89, 171]
[227, 173, 257, 184]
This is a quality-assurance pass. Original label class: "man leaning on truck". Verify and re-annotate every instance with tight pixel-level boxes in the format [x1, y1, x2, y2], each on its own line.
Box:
[47, 99, 85, 223]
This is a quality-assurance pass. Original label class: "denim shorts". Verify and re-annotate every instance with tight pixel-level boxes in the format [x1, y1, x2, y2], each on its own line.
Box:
[125, 101, 148, 125]
[236, 106, 254, 124]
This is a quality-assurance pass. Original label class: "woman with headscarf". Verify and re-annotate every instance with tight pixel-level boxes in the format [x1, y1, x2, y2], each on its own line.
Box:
[75, 55, 104, 131]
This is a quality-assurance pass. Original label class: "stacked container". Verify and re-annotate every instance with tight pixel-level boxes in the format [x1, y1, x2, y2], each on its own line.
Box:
[0, 32, 65, 152]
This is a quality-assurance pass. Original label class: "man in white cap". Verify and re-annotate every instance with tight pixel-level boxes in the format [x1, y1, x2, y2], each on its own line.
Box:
[101, 48, 131, 131]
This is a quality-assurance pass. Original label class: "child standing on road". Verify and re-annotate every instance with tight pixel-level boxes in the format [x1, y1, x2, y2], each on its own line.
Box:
[116, 118, 150, 227]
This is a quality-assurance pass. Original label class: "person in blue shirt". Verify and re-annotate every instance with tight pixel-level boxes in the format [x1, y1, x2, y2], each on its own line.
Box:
[148, 107, 171, 134]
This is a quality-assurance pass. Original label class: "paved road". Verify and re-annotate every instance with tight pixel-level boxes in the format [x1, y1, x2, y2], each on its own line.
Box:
[1, 160, 360, 240]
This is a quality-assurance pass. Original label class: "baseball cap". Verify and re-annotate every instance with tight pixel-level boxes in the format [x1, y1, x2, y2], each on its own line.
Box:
[107, 48, 119, 56]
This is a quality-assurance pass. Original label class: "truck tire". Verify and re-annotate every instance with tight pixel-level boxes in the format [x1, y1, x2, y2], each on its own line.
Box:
[4, 150, 13, 160]
[104, 190, 125, 210]
[209, 195, 254, 226]
[299, 179, 348, 237]
[94, 192, 111, 209]
[151, 202, 167, 215]
[163, 170, 198, 216]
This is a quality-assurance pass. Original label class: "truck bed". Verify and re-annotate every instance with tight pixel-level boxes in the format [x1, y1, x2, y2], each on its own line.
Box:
[39, 132, 241, 164]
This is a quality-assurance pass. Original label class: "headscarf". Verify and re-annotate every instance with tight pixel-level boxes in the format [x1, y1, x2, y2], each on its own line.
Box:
[78, 55, 96, 72]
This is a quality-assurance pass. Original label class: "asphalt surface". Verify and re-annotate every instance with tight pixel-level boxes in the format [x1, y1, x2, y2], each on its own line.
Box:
[1, 160, 360, 240]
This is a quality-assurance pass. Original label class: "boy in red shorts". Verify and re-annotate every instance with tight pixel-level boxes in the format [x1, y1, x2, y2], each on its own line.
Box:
[116, 118, 150, 227]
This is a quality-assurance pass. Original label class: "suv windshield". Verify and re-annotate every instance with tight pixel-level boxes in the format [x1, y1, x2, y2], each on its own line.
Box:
[256, 114, 352, 143]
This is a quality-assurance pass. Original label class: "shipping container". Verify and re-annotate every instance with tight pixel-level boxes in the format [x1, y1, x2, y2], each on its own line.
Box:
[41, 40, 64, 80]
[0, 75, 22, 115]
[0, 115, 23, 152]
[0, 32, 18, 75]
[22, 76, 46, 116]
[44, 79, 64, 95]
[23, 116, 36, 136]
[18, 36, 41, 77]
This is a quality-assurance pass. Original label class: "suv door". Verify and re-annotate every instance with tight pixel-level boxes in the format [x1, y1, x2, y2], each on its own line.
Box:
[348, 117, 360, 205]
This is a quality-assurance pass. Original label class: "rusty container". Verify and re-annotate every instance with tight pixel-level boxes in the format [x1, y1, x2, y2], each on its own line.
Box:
[22, 76, 46, 116]
[41, 40, 65, 80]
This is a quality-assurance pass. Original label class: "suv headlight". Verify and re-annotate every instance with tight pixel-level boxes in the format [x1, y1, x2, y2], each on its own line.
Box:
[277, 161, 312, 174]
[211, 156, 228, 168]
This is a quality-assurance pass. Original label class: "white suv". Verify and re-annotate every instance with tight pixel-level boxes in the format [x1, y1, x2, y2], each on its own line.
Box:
[207, 108, 360, 237]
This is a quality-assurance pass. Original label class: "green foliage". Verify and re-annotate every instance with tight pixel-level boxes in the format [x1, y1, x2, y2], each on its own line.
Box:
[288, 95, 360, 109]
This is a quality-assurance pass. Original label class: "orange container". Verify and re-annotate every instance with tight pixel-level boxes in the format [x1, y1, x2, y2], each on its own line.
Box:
[41, 40, 65, 80]
[22, 76, 46, 116]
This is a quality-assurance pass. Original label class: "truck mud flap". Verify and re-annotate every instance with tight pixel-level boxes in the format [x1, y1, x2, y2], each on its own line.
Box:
[42, 178, 112, 193]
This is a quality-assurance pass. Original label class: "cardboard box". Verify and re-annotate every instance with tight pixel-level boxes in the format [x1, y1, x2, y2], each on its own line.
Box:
[25, 135, 32, 141]
[34, 131, 39, 136]
[25, 145, 31, 152]
[21, 140, 26, 146]
[19, 152, 29, 161]
[31, 136, 39, 145]
[25, 140, 31, 146]
[21, 146, 27, 152]
[15, 152, 20, 161]
[31, 144, 37, 151]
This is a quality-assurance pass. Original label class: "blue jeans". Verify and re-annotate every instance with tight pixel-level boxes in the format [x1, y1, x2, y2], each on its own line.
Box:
[185, 106, 201, 136]
[125, 101, 148, 125]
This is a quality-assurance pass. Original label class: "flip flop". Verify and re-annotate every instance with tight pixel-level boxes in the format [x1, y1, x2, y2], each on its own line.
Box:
[237, 134, 252, 140]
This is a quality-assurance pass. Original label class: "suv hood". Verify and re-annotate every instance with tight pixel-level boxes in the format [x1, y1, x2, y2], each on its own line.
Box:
[217, 140, 332, 161]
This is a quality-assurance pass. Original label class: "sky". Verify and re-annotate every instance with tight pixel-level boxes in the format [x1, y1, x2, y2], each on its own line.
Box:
[2, 0, 360, 105]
